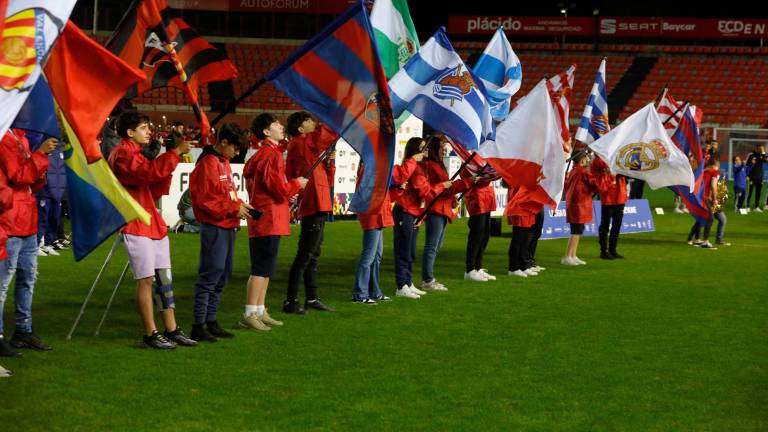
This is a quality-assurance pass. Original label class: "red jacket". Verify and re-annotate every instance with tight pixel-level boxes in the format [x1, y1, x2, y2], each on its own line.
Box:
[422, 160, 471, 222]
[286, 124, 337, 219]
[390, 158, 444, 217]
[190, 148, 242, 229]
[591, 156, 627, 205]
[0, 168, 14, 260]
[357, 165, 394, 230]
[564, 164, 600, 224]
[702, 166, 720, 204]
[108, 139, 179, 239]
[464, 179, 496, 216]
[505, 186, 543, 228]
[0, 129, 49, 237]
[244, 140, 301, 237]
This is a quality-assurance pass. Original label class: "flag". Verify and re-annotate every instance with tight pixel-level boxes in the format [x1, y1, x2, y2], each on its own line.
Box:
[370, 0, 419, 79]
[105, 0, 237, 134]
[10, 77, 60, 138]
[0, 1, 76, 140]
[472, 28, 522, 122]
[478, 80, 567, 208]
[389, 27, 495, 151]
[669, 109, 709, 223]
[546, 65, 576, 151]
[444, 135, 496, 179]
[44, 22, 150, 260]
[45, 22, 147, 163]
[656, 88, 703, 137]
[574, 58, 609, 145]
[589, 103, 694, 190]
[265, 1, 396, 215]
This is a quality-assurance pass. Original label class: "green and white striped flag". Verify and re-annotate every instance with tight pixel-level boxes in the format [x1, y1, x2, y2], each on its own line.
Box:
[371, 0, 419, 79]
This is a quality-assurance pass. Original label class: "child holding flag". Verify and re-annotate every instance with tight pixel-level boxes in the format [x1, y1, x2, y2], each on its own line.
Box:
[562, 152, 600, 265]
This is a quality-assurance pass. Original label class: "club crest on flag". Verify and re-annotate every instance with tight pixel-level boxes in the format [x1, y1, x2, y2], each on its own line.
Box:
[616, 139, 668, 172]
[365, 91, 395, 134]
[0, 9, 45, 91]
[591, 114, 609, 135]
[398, 38, 417, 65]
[141, 32, 175, 68]
[433, 64, 476, 103]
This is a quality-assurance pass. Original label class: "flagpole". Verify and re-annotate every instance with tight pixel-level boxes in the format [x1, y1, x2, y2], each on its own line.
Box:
[207, 77, 267, 129]
[414, 152, 478, 226]
[653, 83, 668, 107]
[455, 163, 490, 202]
[663, 100, 689, 126]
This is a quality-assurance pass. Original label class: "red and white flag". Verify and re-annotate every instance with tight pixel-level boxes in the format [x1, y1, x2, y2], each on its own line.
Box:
[478, 80, 567, 209]
[546, 64, 576, 152]
[656, 88, 703, 137]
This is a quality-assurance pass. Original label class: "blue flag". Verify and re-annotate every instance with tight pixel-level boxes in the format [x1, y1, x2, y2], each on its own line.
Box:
[388, 27, 495, 151]
[669, 109, 709, 224]
[265, 0, 395, 214]
[575, 58, 609, 144]
[472, 28, 522, 122]
[11, 77, 61, 138]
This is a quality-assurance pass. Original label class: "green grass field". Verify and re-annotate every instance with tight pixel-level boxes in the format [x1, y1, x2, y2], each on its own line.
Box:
[1, 188, 766, 431]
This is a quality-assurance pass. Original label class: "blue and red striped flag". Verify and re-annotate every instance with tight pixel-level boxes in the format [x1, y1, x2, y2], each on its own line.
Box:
[265, 0, 395, 214]
[669, 109, 709, 223]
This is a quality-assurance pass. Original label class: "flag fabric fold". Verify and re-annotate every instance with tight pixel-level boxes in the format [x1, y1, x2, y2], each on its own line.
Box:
[478, 80, 567, 208]
[265, 0, 395, 215]
[574, 58, 609, 144]
[588, 103, 694, 190]
[44, 21, 150, 260]
[669, 109, 709, 223]
[547, 65, 576, 151]
[389, 27, 495, 151]
[0, 1, 76, 140]
[472, 28, 522, 122]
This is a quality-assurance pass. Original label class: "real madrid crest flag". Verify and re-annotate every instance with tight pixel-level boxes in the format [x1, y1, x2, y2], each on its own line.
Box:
[588, 103, 695, 190]
[0, 0, 76, 140]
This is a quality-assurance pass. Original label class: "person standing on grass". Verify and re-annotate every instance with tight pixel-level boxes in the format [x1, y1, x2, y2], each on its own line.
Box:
[745, 144, 766, 211]
[240, 114, 307, 331]
[108, 111, 197, 350]
[0, 128, 56, 356]
[190, 123, 253, 342]
[420, 136, 469, 292]
[352, 163, 393, 305]
[732, 155, 747, 211]
[390, 137, 432, 299]
[591, 154, 627, 260]
[282, 111, 338, 314]
[562, 152, 600, 266]
[0, 165, 16, 375]
[698, 157, 729, 249]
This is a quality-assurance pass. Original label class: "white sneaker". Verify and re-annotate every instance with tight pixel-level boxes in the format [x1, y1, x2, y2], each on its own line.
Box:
[673, 207, 684, 214]
[409, 284, 427, 295]
[560, 256, 579, 266]
[508, 270, 528, 277]
[42, 245, 59, 256]
[37, 247, 48, 257]
[532, 265, 546, 272]
[754, 207, 763, 213]
[479, 269, 496, 280]
[523, 268, 538, 276]
[573, 257, 587, 265]
[683, 208, 689, 213]
[396, 285, 420, 299]
[421, 279, 448, 291]
[464, 270, 488, 282]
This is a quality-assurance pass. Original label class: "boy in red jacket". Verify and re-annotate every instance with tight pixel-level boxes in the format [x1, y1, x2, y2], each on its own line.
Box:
[0, 128, 56, 356]
[562, 152, 600, 265]
[240, 114, 307, 330]
[283, 111, 338, 314]
[108, 111, 197, 349]
[190, 123, 252, 342]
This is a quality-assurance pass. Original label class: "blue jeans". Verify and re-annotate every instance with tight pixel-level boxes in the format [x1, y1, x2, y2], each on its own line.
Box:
[421, 214, 447, 283]
[392, 205, 419, 289]
[703, 211, 727, 242]
[352, 228, 383, 300]
[0, 235, 39, 334]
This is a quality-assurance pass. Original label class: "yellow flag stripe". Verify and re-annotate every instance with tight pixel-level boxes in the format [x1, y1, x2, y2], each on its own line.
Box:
[5, 10, 35, 22]
[2, 27, 36, 38]
[0, 63, 36, 78]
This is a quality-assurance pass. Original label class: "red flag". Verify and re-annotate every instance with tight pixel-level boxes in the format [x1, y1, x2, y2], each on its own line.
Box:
[656, 88, 703, 137]
[546, 65, 576, 152]
[44, 21, 145, 163]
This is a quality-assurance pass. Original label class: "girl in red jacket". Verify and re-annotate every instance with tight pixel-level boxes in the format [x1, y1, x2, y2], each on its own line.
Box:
[562, 152, 600, 265]
[420, 136, 468, 291]
[240, 114, 307, 331]
[591, 155, 627, 259]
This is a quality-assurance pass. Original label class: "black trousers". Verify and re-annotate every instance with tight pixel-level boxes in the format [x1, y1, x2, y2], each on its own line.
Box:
[465, 213, 491, 272]
[629, 179, 645, 199]
[286, 212, 326, 303]
[525, 210, 544, 268]
[747, 181, 763, 209]
[734, 187, 746, 210]
[599, 204, 624, 251]
[508, 225, 530, 272]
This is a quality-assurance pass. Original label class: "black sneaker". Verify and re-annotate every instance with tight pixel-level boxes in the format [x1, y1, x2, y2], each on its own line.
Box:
[282, 300, 306, 315]
[206, 321, 234, 339]
[10, 331, 52, 351]
[190, 324, 217, 343]
[164, 328, 198, 347]
[305, 299, 336, 312]
[373, 295, 392, 302]
[609, 251, 624, 259]
[0, 339, 22, 357]
[599, 251, 615, 260]
[143, 331, 176, 349]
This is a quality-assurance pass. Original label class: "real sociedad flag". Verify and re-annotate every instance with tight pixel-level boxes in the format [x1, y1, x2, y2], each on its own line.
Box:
[472, 28, 522, 122]
[265, 0, 395, 215]
[575, 57, 609, 144]
[389, 27, 495, 151]
[669, 109, 709, 223]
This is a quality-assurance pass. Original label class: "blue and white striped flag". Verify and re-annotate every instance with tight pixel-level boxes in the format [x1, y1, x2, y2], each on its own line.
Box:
[472, 28, 522, 122]
[388, 27, 495, 151]
[575, 57, 609, 144]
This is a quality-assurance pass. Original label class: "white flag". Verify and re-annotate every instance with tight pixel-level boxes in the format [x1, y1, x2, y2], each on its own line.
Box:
[589, 103, 694, 190]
